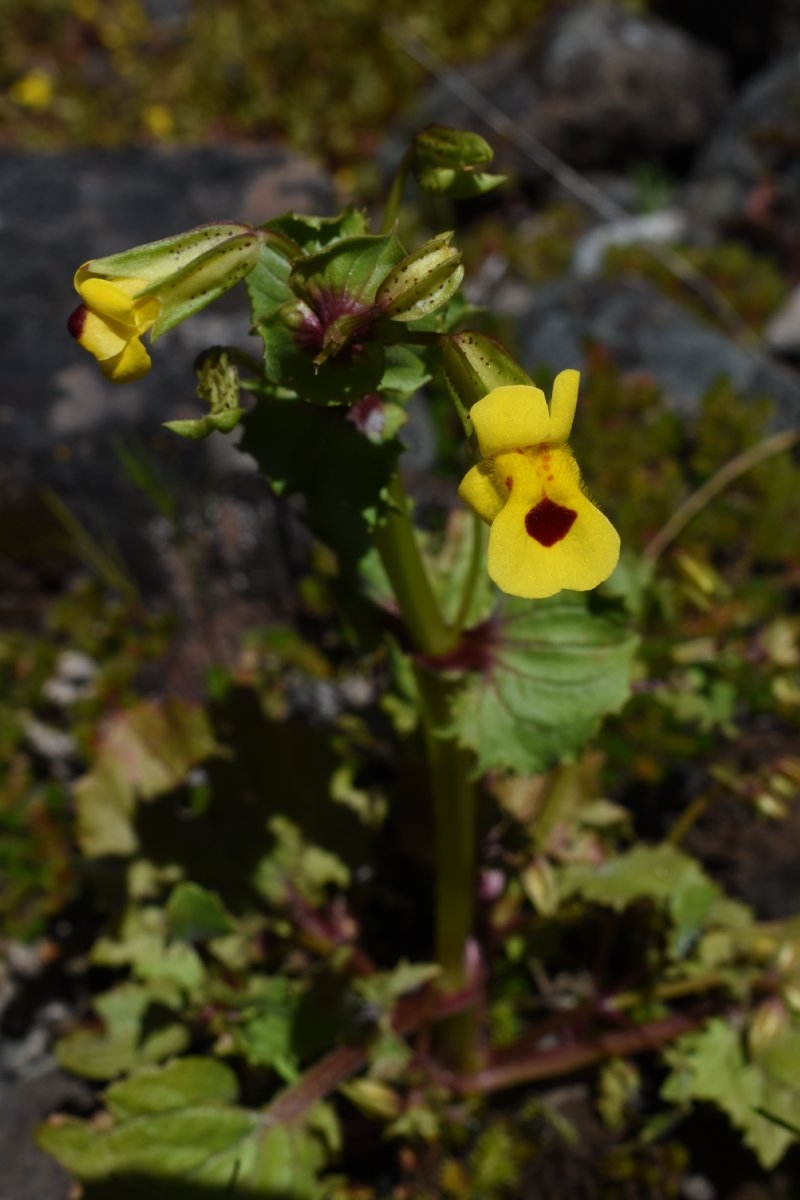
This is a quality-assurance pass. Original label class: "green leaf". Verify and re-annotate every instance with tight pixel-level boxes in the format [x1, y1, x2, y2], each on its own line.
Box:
[379, 344, 431, 402]
[234, 976, 302, 1080]
[245, 234, 295, 324]
[240, 395, 400, 560]
[662, 1020, 795, 1168]
[449, 593, 637, 775]
[105, 1058, 239, 1120]
[559, 845, 721, 958]
[164, 408, 247, 440]
[74, 700, 219, 858]
[265, 208, 370, 253]
[167, 882, 233, 942]
[257, 307, 385, 404]
[38, 1098, 338, 1199]
[56, 983, 188, 1081]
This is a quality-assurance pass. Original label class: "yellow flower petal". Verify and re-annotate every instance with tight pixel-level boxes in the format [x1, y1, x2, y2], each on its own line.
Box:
[100, 336, 153, 383]
[470, 385, 551, 459]
[458, 461, 507, 524]
[72, 306, 129, 360]
[548, 369, 579, 443]
[487, 487, 620, 599]
[78, 277, 142, 323]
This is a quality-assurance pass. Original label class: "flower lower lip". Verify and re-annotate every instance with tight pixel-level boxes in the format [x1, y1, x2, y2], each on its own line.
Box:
[67, 304, 88, 340]
[525, 497, 577, 546]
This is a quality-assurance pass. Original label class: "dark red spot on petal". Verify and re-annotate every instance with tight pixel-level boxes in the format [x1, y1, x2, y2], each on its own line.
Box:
[505, 476, 513, 491]
[525, 496, 577, 546]
[67, 304, 87, 340]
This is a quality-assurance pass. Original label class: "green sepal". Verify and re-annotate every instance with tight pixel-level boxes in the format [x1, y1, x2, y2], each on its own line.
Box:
[288, 233, 404, 312]
[440, 330, 535, 436]
[376, 232, 464, 322]
[412, 125, 506, 198]
[146, 232, 264, 339]
[83, 222, 256, 283]
[449, 593, 637, 776]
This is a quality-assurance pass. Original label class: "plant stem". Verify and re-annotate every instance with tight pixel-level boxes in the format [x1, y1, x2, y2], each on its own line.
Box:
[380, 148, 412, 233]
[371, 473, 479, 1069]
[451, 513, 484, 639]
[643, 428, 800, 563]
[416, 664, 479, 1069]
[371, 475, 454, 658]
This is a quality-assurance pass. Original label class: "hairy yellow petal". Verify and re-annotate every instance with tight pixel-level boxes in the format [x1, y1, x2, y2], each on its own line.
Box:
[458, 462, 507, 524]
[470, 385, 550, 459]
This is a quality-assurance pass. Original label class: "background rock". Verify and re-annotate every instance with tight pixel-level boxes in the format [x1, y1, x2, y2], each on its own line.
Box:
[413, 2, 729, 183]
[514, 276, 800, 423]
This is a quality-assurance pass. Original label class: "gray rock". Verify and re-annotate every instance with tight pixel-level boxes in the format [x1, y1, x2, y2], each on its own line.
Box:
[687, 52, 800, 244]
[765, 283, 800, 355]
[572, 209, 688, 278]
[0, 1070, 93, 1200]
[412, 2, 729, 181]
[515, 276, 800, 424]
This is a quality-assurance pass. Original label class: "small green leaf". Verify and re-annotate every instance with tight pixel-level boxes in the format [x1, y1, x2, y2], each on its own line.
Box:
[167, 883, 233, 942]
[662, 1020, 796, 1168]
[164, 409, 247, 440]
[265, 208, 370, 253]
[105, 1058, 239, 1120]
[560, 845, 722, 958]
[449, 593, 637, 775]
[74, 700, 219, 858]
[56, 983, 188, 1081]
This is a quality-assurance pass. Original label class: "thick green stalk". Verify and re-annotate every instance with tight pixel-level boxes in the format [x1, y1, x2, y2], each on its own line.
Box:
[370, 476, 453, 658]
[371, 474, 479, 1070]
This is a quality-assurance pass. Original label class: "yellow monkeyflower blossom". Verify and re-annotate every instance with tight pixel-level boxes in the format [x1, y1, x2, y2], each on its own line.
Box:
[68, 270, 160, 383]
[458, 371, 620, 599]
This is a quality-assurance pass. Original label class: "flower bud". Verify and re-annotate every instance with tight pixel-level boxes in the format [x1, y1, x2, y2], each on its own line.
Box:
[376, 232, 463, 322]
[69, 223, 263, 382]
[412, 125, 505, 198]
[440, 330, 534, 416]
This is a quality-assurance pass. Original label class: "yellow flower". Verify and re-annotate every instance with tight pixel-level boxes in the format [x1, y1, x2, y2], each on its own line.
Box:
[458, 371, 620, 599]
[67, 269, 160, 383]
[9, 68, 54, 112]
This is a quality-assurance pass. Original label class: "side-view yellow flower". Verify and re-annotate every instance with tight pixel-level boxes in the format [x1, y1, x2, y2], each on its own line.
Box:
[458, 370, 620, 599]
[68, 270, 160, 383]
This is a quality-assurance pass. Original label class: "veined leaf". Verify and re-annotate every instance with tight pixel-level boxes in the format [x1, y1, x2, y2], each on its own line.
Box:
[449, 594, 637, 775]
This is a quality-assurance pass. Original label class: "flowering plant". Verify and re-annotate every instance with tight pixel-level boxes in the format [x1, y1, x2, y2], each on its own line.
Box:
[45, 127, 800, 1196]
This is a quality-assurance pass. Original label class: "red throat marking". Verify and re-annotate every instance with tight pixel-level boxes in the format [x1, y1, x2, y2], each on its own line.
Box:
[525, 497, 577, 546]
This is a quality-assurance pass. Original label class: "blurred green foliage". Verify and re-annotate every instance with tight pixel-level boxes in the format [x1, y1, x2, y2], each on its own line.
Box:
[0, 0, 548, 162]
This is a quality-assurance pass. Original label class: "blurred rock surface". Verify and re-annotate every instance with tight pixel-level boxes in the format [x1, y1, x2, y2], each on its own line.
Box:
[413, 2, 729, 181]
